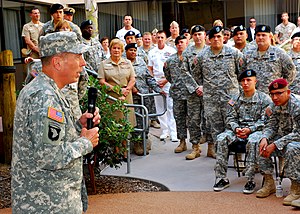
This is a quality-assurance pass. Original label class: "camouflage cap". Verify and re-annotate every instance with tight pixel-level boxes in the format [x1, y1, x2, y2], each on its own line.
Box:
[39, 31, 89, 57]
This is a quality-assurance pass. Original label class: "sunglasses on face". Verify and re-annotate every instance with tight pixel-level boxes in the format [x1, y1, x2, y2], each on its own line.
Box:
[250, 21, 256, 23]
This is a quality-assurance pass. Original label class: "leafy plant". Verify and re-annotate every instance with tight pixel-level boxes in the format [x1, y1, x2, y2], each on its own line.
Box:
[80, 76, 134, 168]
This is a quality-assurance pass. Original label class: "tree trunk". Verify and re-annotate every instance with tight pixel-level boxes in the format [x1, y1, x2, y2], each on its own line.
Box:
[0, 50, 16, 164]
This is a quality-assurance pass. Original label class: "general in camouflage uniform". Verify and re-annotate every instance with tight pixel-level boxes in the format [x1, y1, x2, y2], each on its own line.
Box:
[126, 43, 163, 155]
[244, 25, 295, 94]
[11, 31, 100, 214]
[256, 79, 300, 209]
[192, 26, 245, 149]
[213, 70, 272, 193]
[24, 59, 89, 120]
[165, 35, 202, 160]
[288, 32, 300, 94]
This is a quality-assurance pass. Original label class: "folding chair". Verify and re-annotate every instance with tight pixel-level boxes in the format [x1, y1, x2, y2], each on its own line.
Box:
[228, 139, 248, 177]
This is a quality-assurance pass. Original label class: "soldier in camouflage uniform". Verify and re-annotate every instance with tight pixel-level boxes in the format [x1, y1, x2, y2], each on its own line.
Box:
[11, 31, 100, 214]
[288, 32, 300, 94]
[40, 3, 82, 40]
[192, 26, 245, 156]
[80, 20, 106, 73]
[232, 25, 255, 53]
[257, 79, 300, 209]
[184, 25, 215, 157]
[137, 32, 159, 128]
[213, 69, 272, 193]
[126, 43, 164, 155]
[244, 25, 296, 94]
[164, 35, 202, 160]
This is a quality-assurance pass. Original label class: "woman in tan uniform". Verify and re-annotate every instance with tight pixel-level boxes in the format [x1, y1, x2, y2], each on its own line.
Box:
[98, 38, 136, 126]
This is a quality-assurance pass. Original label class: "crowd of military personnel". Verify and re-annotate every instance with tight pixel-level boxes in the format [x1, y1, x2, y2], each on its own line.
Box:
[11, 3, 300, 212]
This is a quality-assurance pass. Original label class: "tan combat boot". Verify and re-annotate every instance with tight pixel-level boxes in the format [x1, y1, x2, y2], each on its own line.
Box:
[283, 180, 300, 206]
[133, 143, 144, 156]
[174, 139, 187, 153]
[146, 138, 152, 151]
[207, 143, 216, 159]
[256, 174, 276, 198]
[186, 144, 201, 160]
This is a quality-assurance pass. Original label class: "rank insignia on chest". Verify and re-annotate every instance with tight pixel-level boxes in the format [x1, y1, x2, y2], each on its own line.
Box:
[48, 107, 64, 123]
[228, 99, 235, 106]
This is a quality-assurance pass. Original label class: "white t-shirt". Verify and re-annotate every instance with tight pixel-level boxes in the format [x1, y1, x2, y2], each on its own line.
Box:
[116, 27, 140, 44]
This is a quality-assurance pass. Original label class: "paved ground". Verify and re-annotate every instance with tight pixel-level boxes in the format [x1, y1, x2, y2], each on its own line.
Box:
[1, 128, 297, 213]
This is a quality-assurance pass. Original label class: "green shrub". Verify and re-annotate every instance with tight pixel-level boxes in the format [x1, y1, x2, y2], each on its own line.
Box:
[81, 76, 134, 168]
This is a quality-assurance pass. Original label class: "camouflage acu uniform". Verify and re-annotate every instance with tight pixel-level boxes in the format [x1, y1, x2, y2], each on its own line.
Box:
[259, 94, 300, 182]
[192, 45, 244, 143]
[164, 52, 201, 144]
[244, 45, 296, 94]
[288, 50, 300, 94]
[11, 73, 93, 213]
[40, 19, 82, 40]
[137, 45, 155, 65]
[132, 56, 162, 136]
[184, 44, 209, 138]
[214, 91, 272, 179]
[82, 37, 106, 73]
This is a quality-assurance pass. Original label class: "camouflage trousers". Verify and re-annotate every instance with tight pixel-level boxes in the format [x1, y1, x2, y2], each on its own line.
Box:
[214, 129, 262, 179]
[173, 93, 202, 144]
[258, 141, 300, 182]
[203, 97, 227, 143]
[198, 96, 211, 137]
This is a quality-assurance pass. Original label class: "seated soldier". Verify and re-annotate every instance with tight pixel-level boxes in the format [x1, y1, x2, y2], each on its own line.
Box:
[257, 79, 300, 209]
[213, 69, 272, 193]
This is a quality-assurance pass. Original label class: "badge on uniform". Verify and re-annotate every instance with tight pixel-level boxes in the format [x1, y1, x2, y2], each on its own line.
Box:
[228, 99, 235, 106]
[48, 107, 64, 123]
[48, 122, 61, 141]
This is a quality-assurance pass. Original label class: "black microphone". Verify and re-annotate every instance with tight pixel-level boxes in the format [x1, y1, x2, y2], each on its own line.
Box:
[87, 87, 98, 130]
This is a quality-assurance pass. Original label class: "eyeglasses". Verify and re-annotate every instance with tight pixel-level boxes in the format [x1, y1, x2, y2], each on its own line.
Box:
[269, 90, 286, 97]
[249, 21, 256, 23]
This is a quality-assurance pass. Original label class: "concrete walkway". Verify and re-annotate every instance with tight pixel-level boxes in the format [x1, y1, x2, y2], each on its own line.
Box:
[102, 128, 291, 193]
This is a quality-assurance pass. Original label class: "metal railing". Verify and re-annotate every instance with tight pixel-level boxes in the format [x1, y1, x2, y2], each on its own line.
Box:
[107, 92, 167, 174]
